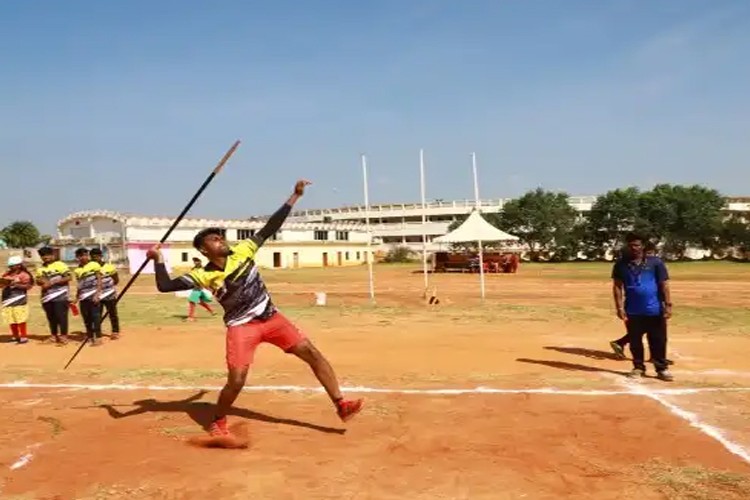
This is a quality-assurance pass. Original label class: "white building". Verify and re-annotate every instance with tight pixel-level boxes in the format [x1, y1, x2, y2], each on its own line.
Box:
[54, 210, 373, 274]
[290, 195, 750, 253]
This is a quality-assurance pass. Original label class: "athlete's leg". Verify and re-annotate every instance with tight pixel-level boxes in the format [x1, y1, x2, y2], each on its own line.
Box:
[264, 312, 363, 421]
[214, 366, 249, 419]
[208, 323, 262, 436]
[288, 339, 343, 402]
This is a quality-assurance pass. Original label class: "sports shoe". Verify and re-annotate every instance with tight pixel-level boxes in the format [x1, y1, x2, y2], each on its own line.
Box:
[17, 338, 28, 345]
[627, 368, 646, 378]
[209, 417, 230, 437]
[609, 341, 626, 360]
[657, 370, 674, 382]
[336, 399, 364, 422]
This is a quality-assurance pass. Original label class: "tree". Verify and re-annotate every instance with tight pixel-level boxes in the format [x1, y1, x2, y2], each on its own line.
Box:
[0, 221, 42, 249]
[583, 187, 641, 259]
[718, 214, 750, 258]
[500, 188, 578, 260]
[636, 184, 725, 258]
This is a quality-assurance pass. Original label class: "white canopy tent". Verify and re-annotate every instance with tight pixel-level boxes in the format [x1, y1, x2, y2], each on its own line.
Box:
[433, 153, 520, 300]
[433, 210, 519, 244]
[434, 210, 519, 300]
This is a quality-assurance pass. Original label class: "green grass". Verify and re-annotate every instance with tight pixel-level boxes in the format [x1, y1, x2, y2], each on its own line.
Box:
[642, 460, 750, 500]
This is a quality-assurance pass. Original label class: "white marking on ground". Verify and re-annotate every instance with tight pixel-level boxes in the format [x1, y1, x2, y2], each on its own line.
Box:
[1, 381, 750, 396]
[9, 444, 42, 471]
[627, 382, 750, 465]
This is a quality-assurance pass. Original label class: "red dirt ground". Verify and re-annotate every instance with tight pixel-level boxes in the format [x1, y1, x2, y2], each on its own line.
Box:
[1, 389, 749, 500]
[2, 264, 749, 498]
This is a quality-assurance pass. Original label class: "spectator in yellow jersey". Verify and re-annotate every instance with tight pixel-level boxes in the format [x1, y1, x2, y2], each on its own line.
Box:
[74, 248, 104, 346]
[35, 247, 72, 345]
[90, 248, 120, 339]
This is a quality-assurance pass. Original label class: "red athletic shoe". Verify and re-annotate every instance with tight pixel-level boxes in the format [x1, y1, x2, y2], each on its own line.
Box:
[336, 398, 364, 422]
[209, 417, 230, 437]
[188, 417, 249, 449]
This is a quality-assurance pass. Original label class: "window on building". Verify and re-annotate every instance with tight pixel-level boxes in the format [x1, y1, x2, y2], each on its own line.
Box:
[181, 252, 188, 262]
[345, 252, 350, 260]
[356, 251, 361, 260]
[314, 230, 329, 241]
[237, 229, 255, 240]
[335, 231, 349, 241]
[269, 232, 279, 241]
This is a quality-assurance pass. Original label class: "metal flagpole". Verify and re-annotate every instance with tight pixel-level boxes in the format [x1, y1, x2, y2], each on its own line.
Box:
[419, 149, 429, 293]
[361, 154, 375, 303]
[472, 152, 486, 301]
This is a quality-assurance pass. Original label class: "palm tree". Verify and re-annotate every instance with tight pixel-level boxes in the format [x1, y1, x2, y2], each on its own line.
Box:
[0, 221, 42, 248]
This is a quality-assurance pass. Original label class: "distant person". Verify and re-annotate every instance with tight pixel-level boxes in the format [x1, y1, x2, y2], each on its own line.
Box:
[74, 248, 104, 346]
[611, 233, 673, 381]
[35, 247, 72, 345]
[1, 256, 34, 344]
[186, 257, 216, 321]
[90, 248, 120, 339]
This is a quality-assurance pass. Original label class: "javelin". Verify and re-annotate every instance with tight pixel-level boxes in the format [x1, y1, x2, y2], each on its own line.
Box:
[63, 140, 241, 370]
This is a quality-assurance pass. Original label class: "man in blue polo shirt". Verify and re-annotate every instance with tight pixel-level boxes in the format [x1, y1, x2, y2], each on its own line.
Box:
[612, 233, 673, 381]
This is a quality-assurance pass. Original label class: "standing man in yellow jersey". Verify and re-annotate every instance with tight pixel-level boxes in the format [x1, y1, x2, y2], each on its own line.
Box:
[74, 248, 104, 346]
[35, 247, 72, 345]
[90, 248, 120, 339]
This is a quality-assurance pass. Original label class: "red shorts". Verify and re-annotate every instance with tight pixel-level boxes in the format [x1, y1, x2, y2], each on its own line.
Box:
[225, 312, 306, 370]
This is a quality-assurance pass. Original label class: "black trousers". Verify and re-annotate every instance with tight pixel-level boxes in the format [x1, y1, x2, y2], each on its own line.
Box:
[100, 299, 120, 333]
[79, 299, 102, 339]
[627, 315, 668, 372]
[42, 301, 69, 336]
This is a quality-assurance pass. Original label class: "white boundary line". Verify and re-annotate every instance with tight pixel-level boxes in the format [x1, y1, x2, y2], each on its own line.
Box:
[2, 381, 750, 466]
[2, 381, 750, 396]
[626, 382, 750, 465]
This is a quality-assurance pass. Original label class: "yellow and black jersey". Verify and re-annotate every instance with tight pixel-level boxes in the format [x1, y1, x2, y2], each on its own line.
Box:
[74, 261, 102, 301]
[99, 263, 118, 300]
[162, 239, 274, 326]
[34, 261, 71, 303]
[155, 202, 292, 327]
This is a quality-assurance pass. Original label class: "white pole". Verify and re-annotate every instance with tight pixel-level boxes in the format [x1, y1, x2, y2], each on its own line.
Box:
[361, 154, 376, 303]
[472, 152, 486, 301]
[419, 148, 429, 292]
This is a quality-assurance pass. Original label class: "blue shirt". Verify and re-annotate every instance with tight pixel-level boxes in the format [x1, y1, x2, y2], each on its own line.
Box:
[611, 256, 669, 317]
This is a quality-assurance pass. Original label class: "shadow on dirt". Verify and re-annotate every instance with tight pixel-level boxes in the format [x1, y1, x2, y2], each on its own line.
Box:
[516, 358, 629, 377]
[85, 390, 346, 435]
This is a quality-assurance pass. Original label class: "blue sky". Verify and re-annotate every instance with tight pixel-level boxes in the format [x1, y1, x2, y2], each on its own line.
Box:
[1, 0, 749, 233]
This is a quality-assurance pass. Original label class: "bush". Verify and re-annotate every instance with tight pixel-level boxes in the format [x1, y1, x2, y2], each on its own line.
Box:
[383, 245, 415, 263]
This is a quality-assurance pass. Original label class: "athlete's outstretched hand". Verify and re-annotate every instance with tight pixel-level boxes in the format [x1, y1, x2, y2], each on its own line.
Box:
[294, 179, 312, 196]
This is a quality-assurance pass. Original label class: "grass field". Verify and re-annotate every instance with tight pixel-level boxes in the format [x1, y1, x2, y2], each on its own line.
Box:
[1, 261, 750, 499]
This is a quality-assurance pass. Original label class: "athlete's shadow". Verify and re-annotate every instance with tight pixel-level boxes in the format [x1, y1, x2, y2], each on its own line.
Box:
[516, 358, 629, 377]
[543, 346, 625, 361]
[92, 390, 346, 435]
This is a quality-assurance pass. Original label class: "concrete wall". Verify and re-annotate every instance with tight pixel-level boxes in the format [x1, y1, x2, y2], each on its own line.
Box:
[125, 225, 370, 244]
[59, 216, 124, 240]
[139, 241, 373, 275]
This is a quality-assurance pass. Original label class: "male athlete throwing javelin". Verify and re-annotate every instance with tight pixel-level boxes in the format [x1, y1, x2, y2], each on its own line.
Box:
[146, 180, 363, 444]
